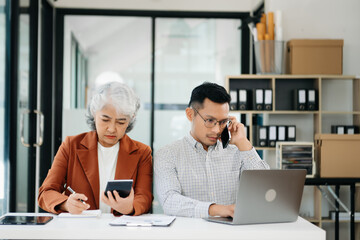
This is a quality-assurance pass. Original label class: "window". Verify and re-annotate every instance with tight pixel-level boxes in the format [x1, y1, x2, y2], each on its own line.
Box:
[153, 18, 242, 151]
[0, 0, 8, 215]
[70, 34, 87, 109]
[62, 16, 152, 146]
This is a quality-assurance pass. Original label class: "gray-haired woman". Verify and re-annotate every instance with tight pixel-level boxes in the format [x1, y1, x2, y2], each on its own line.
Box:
[38, 82, 152, 216]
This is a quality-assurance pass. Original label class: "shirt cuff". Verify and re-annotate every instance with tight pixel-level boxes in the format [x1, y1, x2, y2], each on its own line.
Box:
[194, 201, 214, 218]
[238, 147, 269, 169]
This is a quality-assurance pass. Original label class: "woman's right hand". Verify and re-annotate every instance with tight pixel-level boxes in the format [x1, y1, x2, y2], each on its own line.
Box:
[59, 193, 90, 214]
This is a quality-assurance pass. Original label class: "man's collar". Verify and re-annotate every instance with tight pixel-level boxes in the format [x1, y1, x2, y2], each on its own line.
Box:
[185, 132, 219, 151]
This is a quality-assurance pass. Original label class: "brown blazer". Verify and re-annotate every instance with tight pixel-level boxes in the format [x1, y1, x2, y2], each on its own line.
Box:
[38, 131, 153, 215]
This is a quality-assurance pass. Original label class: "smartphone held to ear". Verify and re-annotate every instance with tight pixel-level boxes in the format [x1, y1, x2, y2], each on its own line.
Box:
[221, 124, 231, 148]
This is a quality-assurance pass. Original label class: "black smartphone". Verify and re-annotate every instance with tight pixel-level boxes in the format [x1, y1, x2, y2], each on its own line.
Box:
[221, 124, 231, 149]
[104, 179, 133, 198]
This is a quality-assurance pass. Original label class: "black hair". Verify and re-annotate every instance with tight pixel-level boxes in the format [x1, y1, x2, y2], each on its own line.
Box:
[188, 82, 231, 109]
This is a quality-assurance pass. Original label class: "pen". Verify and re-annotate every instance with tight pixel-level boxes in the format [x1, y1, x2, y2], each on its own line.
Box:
[67, 186, 87, 205]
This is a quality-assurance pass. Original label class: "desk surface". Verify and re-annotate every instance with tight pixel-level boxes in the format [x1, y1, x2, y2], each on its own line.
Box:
[0, 213, 325, 240]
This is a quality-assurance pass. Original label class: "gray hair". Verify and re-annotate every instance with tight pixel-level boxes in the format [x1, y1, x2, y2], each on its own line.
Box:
[86, 82, 140, 133]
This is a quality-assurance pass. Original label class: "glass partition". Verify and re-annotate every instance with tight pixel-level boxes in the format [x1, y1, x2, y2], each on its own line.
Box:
[62, 16, 152, 145]
[0, 0, 7, 215]
[15, 13, 30, 212]
[153, 18, 242, 151]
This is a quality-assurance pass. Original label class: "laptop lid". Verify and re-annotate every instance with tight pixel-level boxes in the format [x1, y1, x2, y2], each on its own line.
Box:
[232, 169, 306, 224]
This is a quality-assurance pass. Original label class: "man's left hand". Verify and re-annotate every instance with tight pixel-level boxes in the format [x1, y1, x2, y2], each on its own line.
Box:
[227, 116, 252, 151]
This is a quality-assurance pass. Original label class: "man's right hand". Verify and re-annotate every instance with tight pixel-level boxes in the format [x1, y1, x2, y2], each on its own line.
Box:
[59, 193, 90, 214]
[208, 204, 235, 218]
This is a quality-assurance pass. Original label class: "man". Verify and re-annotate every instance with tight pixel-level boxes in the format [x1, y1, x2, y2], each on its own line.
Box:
[154, 82, 269, 218]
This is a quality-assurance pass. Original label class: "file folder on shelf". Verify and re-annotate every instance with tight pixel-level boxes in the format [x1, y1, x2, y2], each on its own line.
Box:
[229, 90, 238, 110]
[331, 125, 359, 134]
[287, 125, 296, 141]
[346, 126, 359, 134]
[238, 89, 248, 110]
[294, 89, 306, 110]
[268, 126, 277, 147]
[264, 89, 273, 111]
[258, 126, 268, 147]
[307, 89, 317, 110]
[253, 89, 264, 110]
[277, 126, 287, 141]
[244, 125, 249, 140]
[331, 125, 345, 134]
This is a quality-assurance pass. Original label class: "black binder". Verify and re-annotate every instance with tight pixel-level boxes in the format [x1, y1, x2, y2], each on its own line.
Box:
[346, 126, 355, 134]
[346, 126, 359, 134]
[294, 89, 307, 110]
[331, 125, 345, 134]
[264, 89, 273, 111]
[244, 125, 249, 140]
[332, 125, 359, 134]
[268, 125, 277, 147]
[307, 89, 317, 110]
[229, 90, 238, 110]
[252, 125, 259, 146]
[277, 126, 287, 141]
[238, 89, 248, 110]
[258, 126, 268, 147]
[253, 89, 264, 110]
[287, 125, 296, 141]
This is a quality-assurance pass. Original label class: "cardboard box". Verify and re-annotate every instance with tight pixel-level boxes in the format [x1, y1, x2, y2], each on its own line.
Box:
[286, 39, 343, 74]
[315, 134, 360, 178]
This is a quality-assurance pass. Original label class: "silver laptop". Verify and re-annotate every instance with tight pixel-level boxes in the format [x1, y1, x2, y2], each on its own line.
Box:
[206, 169, 306, 225]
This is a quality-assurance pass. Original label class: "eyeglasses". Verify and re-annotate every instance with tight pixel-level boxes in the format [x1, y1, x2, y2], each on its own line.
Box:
[193, 108, 231, 129]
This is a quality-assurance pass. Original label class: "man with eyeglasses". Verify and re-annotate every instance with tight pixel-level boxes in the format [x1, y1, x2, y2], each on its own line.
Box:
[154, 82, 269, 218]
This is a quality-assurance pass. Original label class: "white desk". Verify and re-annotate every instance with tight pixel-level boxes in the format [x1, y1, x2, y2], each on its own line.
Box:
[0, 213, 325, 239]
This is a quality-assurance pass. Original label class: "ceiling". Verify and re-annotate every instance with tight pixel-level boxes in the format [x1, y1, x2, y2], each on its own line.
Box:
[47, 0, 263, 13]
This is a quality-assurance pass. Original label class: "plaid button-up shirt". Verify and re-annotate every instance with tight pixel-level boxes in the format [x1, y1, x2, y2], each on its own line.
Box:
[154, 133, 269, 218]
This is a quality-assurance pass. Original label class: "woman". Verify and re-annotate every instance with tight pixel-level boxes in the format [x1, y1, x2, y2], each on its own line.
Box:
[38, 82, 152, 216]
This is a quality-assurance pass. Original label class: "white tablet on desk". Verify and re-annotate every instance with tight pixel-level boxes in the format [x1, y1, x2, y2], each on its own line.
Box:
[0, 215, 53, 225]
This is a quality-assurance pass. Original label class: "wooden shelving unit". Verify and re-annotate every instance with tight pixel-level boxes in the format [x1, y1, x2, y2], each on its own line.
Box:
[225, 74, 360, 149]
[226, 74, 360, 239]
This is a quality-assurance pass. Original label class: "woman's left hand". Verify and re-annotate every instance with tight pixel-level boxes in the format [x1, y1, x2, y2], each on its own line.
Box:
[101, 188, 135, 215]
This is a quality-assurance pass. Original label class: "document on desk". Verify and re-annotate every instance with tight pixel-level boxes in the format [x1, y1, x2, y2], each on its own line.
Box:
[110, 214, 176, 227]
[58, 210, 101, 218]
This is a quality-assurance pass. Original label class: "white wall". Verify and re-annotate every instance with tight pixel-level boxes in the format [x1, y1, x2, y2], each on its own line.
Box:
[265, 0, 360, 76]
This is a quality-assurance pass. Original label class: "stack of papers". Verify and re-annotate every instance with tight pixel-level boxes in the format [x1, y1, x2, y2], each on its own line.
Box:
[58, 210, 101, 218]
[110, 214, 176, 227]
